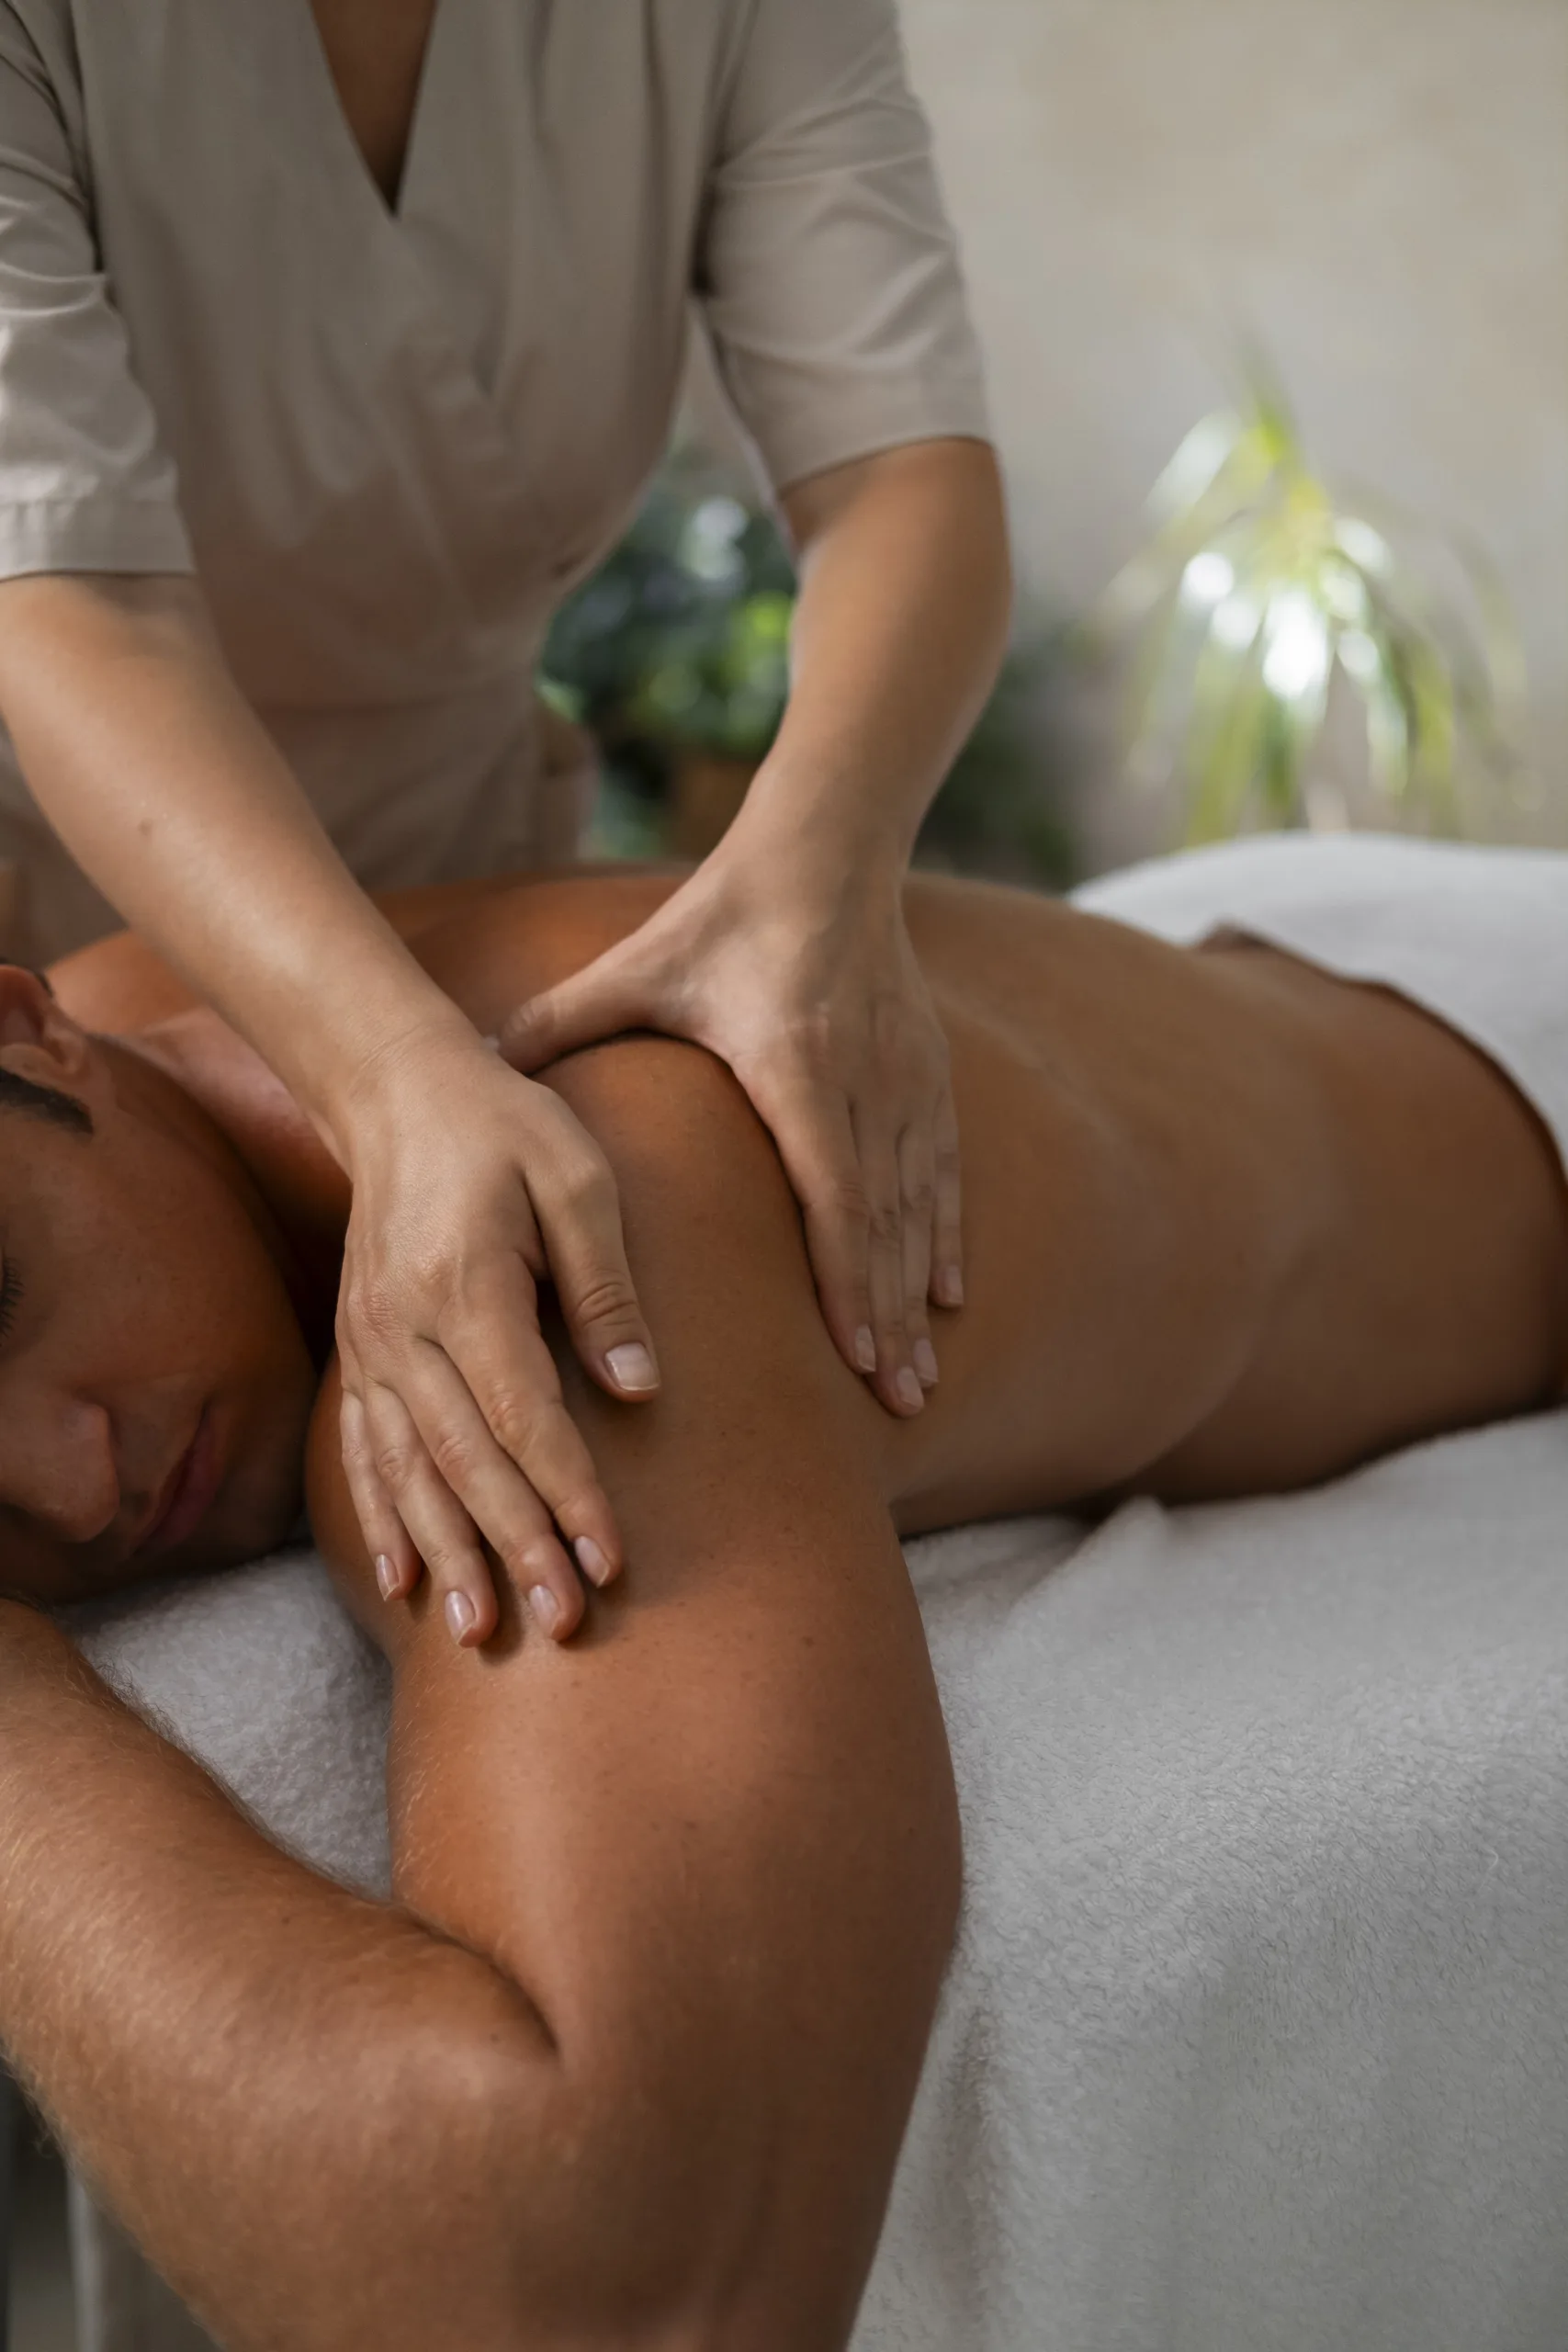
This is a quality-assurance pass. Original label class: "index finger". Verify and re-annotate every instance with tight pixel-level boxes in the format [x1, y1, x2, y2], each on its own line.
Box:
[758, 1078, 877, 1381]
[930, 1083, 964, 1310]
[527, 1133, 664, 1406]
[375, 1348, 601, 1645]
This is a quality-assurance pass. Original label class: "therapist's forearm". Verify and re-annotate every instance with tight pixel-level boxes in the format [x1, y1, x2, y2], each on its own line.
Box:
[734, 436, 1012, 881]
[0, 574, 471, 1148]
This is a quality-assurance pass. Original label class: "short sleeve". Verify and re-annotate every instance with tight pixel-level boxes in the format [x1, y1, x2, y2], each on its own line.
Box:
[695, 0, 991, 496]
[0, 4, 191, 576]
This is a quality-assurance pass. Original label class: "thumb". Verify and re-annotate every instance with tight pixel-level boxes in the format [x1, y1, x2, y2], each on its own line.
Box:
[497, 950, 655, 1074]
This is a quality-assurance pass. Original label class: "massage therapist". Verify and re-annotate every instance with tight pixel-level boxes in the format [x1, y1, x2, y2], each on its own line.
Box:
[0, 0, 1010, 1640]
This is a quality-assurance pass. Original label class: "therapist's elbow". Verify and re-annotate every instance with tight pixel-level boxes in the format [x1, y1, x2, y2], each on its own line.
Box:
[784, 431, 1010, 566]
[0, 570, 222, 707]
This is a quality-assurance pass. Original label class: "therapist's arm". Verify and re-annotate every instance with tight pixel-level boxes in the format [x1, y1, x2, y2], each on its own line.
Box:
[0, 572, 660, 1643]
[766, 436, 1013, 872]
[502, 435, 1013, 1414]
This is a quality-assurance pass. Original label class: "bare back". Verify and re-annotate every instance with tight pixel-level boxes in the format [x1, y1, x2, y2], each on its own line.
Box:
[397, 866, 1568, 1526]
[54, 861, 1568, 1533]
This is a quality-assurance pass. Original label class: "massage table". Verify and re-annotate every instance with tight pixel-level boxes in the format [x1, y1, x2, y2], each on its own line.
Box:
[51, 837, 1568, 2349]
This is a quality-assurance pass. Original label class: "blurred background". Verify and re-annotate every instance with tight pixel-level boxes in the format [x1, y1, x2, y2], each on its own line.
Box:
[544, 0, 1565, 888]
[10, 2, 1567, 2345]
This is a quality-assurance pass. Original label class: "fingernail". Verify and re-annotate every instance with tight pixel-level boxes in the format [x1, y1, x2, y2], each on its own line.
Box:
[375, 1553, 400, 1601]
[606, 1342, 659, 1394]
[913, 1338, 940, 1388]
[574, 1535, 613, 1589]
[854, 1325, 877, 1374]
[935, 1265, 964, 1309]
[445, 1591, 477, 1646]
[529, 1584, 561, 1636]
[896, 1367, 925, 1413]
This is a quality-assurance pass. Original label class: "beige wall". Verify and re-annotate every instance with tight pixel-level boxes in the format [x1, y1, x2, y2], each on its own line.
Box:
[697, 0, 1568, 859]
[901, 0, 1568, 851]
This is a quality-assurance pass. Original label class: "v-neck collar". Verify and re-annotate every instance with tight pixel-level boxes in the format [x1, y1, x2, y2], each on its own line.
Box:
[283, 0, 513, 399]
[195, 0, 546, 536]
[292, 0, 455, 234]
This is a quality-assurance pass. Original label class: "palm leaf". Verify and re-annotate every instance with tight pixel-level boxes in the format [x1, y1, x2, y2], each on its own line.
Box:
[1089, 374, 1529, 843]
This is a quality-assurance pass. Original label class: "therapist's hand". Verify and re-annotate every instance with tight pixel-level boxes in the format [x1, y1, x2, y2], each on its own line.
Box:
[333, 1023, 660, 1648]
[498, 846, 962, 1415]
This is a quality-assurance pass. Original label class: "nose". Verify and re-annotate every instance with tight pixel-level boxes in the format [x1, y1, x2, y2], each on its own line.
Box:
[0, 1390, 120, 1546]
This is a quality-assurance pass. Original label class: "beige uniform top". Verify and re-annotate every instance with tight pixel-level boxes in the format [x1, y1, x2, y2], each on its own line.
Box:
[0, 0, 989, 957]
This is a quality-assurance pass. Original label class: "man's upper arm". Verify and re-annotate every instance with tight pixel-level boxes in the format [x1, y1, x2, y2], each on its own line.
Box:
[308, 1031, 961, 2338]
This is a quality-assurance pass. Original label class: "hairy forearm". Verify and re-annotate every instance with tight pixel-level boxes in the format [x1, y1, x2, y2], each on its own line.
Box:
[0, 576, 471, 1146]
[0, 1603, 547, 2350]
[738, 436, 1011, 880]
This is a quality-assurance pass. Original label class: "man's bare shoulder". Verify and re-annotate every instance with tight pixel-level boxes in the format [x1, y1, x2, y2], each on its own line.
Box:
[43, 865, 688, 1035]
[45, 878, 526, 1031]
[407, 869, 686, 1034]
[50, 928, 197, 1031]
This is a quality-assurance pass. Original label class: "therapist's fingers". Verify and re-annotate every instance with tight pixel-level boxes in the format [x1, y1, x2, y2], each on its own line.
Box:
[496, 944, 657, 1075]
[524, 1124, 663, 1409]
[368, 1349, 596, 1646]
[339, 1384, 420, 1601]
[356, 1376, 499, 1644]
[855, 1110, 923, 1418]
[930, 1082, 964, 1312]
[898, 1122, 940, 1392]
[431, 1249, 627, 1595]
[760, 1077, 876, 1384]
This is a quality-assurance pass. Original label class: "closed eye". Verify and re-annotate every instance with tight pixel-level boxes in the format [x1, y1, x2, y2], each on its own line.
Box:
[0, 1255, 23, 1343]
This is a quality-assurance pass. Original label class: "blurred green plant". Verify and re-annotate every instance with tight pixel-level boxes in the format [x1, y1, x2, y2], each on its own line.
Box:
[541, 450, 1077, 881]
[915, 623, 1077, 888]
[1089, 372, 1528, 842]
[540, 458, 795, 785]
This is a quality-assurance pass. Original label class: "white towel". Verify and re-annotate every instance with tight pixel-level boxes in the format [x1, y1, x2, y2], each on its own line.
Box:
[863, 1417, 1568, 2350]
[66, 837, 1568, 2350]
[1077, 832, 1568, 1160]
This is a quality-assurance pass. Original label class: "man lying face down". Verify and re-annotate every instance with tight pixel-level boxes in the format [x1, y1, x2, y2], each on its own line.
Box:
[0, 860, 1563, 2351]
[0, 990, 320, 1605]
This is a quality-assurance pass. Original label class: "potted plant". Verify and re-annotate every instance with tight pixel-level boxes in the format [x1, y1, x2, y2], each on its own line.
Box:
[539, 454, 795, 858]
[542, 447, 1077, 876]
[1088, 368, 1527, 842]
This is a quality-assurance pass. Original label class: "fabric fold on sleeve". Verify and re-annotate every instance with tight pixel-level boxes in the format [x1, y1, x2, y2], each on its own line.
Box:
[0, 3, 192, 578]
[696, 0, 990, 496]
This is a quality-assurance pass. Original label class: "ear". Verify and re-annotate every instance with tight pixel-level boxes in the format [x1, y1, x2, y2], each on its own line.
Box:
[0, 963, 101, 1099]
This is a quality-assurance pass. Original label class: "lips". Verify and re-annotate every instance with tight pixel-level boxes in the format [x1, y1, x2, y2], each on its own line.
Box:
[134, 1406, 220, 1562]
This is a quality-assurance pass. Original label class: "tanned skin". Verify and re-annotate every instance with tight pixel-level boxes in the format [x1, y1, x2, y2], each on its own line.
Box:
[0, 867, 1562, 2351]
